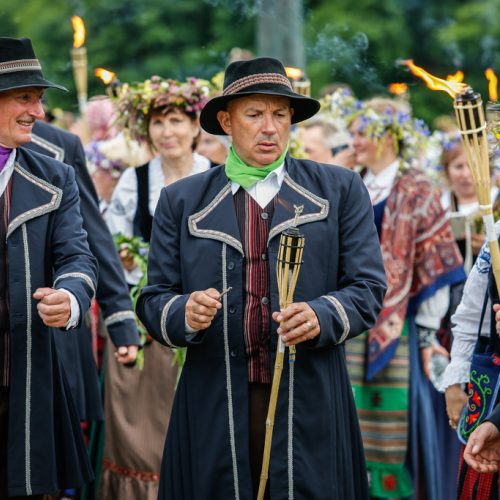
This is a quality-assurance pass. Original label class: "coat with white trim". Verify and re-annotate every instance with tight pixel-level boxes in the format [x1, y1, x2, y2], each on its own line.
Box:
[137, 156, 386, 499]
[6, 148, 97, 496]
[24, 122, 139, 421]
[26, 121, 139, 348]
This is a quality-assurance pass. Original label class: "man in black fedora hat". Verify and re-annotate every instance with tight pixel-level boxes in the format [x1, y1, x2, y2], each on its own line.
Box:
[0, 37, 98, 498]
[137, 56, 386, 499]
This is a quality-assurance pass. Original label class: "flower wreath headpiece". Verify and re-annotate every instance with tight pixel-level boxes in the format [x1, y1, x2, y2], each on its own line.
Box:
[114, 76, 211, 141]
[322, 89, 430, 165]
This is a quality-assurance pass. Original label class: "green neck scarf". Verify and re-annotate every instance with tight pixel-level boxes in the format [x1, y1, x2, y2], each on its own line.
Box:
[225, 145, 288, 189]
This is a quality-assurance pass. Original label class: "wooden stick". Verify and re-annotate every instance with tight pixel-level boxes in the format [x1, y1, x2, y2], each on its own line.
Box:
[257, 230, 304, 499]
[257, 338, 285, 500]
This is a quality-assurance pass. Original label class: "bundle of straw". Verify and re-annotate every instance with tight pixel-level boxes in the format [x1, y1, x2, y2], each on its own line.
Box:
[454, 89, 500, 293]
[257, 206, 305, 500]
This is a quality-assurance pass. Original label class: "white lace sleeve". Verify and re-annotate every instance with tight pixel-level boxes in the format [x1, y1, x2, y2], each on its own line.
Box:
[439, 242, 492, 391]
[104, 168, 138, 238]
[103, 168, 141, 285]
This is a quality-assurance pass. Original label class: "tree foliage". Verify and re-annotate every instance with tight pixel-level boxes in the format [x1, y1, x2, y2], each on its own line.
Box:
[1, 0, 499, 126]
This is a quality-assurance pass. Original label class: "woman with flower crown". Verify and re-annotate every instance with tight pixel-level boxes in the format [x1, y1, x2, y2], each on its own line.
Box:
[344, 97, 466, 499]
[99, 76, 211, 500]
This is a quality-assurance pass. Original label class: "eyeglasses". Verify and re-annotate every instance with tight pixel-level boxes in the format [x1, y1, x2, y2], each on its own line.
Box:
[331, 144, 350, 156]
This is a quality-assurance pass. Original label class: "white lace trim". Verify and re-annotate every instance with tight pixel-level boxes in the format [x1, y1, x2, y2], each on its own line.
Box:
[439, 360, 471, 392]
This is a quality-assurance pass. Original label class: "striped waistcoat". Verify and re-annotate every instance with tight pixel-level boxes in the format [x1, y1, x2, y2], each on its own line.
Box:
[233, 189, 276, 384]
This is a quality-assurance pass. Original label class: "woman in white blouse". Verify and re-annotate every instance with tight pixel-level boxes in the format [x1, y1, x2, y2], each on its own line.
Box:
[106, 101, 210, 282]
[442, 239, 495, 426]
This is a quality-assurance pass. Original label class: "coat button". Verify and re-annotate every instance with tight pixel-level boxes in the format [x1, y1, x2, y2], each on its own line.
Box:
[260, 212, 269, 220]
[227, 261, 235, 270]
[261, 297, 269, 305]
[261, 253, 267, 261]
[229, 306, 236, 314]
[230, 350, 237, 357]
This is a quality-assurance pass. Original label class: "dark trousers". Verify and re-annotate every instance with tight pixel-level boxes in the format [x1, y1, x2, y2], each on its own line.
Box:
[0, 388, 44, 500]
[248, 383, 271, 500]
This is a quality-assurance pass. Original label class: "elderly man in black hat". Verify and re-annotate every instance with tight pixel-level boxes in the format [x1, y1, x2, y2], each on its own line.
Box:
[0, 37, 97, 499]
[137, 57, 386, 499]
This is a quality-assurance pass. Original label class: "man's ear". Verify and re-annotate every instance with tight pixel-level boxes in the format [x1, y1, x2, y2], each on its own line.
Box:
[217, 110, 231, 135]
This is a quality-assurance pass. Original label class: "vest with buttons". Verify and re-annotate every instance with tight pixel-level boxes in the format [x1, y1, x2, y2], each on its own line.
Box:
[234, 188, 276, 384]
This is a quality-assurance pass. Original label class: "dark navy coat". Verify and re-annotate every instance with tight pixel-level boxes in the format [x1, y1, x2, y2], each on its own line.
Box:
[6, 148, 97, 496]
[137, 157, 386, 499]
[24, 122, 140, 420]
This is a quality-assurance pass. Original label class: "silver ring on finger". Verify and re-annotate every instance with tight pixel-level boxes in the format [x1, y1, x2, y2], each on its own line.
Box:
[306, 320, 313, 331]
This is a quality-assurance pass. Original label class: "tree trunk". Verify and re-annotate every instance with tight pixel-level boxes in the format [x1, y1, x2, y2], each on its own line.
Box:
[256, 0, 305, 69]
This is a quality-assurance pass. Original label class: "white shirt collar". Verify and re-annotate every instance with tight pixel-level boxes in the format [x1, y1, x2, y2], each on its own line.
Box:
[230, 162, 286, 208]
[0, 149, 17, 198]
[230, 162, 286, 194]
[363, 160, 400, 188]
[363, 160, 400, 204]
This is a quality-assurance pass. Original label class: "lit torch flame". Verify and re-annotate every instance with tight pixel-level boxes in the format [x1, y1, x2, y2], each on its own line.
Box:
[447, 70, 464, 83]
[389, 83, 408, 95]
[95, 68, 116, 85]
[401, 59, 468, 99]
[285, 67, 303, 80]
[485, 68, 498, 101]
[71, 16, 86, 48]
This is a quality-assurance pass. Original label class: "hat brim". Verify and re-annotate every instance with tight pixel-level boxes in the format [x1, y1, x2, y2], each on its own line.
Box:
[0, 71, 67, 93]
[200, 89, 320, 135]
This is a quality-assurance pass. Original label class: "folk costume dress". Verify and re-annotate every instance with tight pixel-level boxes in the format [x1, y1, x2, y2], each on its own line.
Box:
[100, 153, 209, 500]
[346, 161, 466, 499]
[440, 232, 500, 499]
[137, 156, 387, 500]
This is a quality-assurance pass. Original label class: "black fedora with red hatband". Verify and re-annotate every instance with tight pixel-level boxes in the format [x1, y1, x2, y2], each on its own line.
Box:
[200, 57, 320, 135]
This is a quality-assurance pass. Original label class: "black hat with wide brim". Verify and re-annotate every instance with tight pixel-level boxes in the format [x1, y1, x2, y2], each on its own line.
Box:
[0, 37, 67, 93]
[200, 57, 320, 135]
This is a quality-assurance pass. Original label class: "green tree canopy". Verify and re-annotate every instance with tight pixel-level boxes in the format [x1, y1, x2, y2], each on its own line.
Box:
[2, 0, 499, 126]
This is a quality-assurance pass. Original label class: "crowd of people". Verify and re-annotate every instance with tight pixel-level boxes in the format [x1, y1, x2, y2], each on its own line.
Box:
[1, 35, 500, 500]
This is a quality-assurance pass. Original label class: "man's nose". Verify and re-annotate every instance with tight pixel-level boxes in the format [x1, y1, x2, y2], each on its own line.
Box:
[261, 113, 278, 134]
[31, 99, 45, 120]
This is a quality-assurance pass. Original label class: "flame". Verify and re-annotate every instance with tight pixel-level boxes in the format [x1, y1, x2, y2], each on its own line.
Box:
[446, 71, 464, 83]
[401, 59, 468, 99]
[389, 83, 408, 95]
[95, 68, 116, 85]
[71, 16, 86, 48]
[285, 67, 303, 80]
[485, 68, 498, 101]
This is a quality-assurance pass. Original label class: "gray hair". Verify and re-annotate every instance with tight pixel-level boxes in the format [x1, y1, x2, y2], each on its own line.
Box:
[302, 117, 351, 149]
